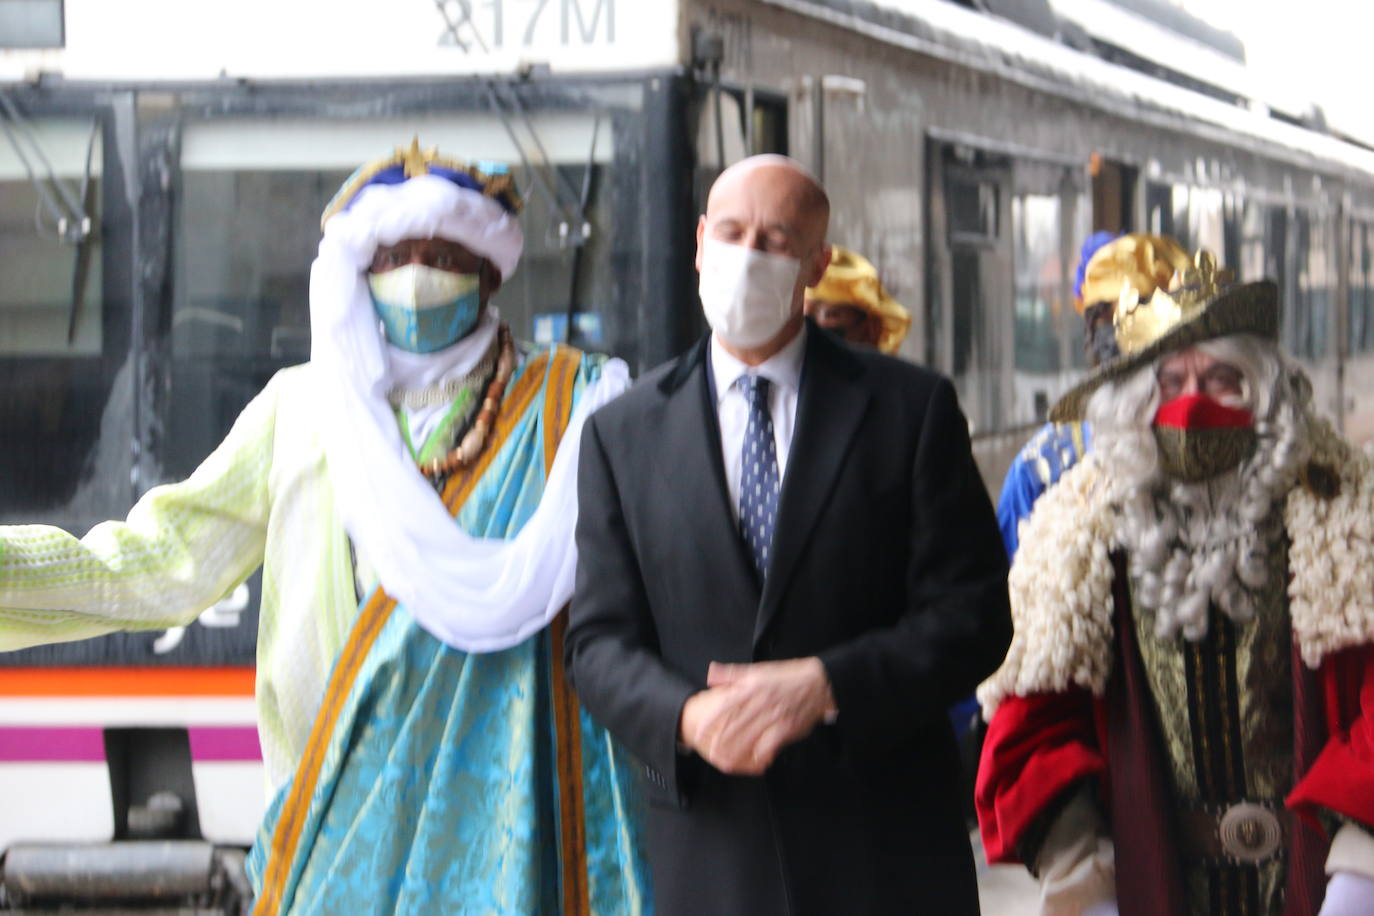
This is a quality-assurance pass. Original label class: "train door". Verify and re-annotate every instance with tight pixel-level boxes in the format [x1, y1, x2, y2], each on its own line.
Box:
[797, 74, 923, 360]
[1287, 206, 1341, 425]
[1010, 159, 1089, 423]
[689, 76, 791, 346]
[1342, 210, 1374, 442]
[1091, 155, 1136, 234]
[927, 142, 1013, 440]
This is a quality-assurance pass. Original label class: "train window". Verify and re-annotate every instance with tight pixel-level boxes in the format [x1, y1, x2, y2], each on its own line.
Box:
[1145, 181, 1175, 242]
[0, 115, 126, 532]
[950, 248, 988, 377]
[1309, 214, 1336, 360]
[1285, 211, 1313, 357]
[1147, 183, 1224, 256]
[1286, 211, 1334, 361]
[0, 118, 101, 356]
[693, 87, 787, 215]
[1011, 193, 1063, 421]
[697, 88, 750, 171]
[947, 173, 998, 243]
[1350, 222, 1374, 353]
[170, 131, 342, 481]
[749, 95, 787, 157]
[1170, 185, 1192, 250]
[935, 148, 1010, 435]
[1221, 193, 1244, 276]
[1268, 208, 1290, 294]
[1068, 185, 1093, 369]
[1238, 199, 1267, 281]
[166, 114, 615, 481]
[1185, 187, 1225, 257]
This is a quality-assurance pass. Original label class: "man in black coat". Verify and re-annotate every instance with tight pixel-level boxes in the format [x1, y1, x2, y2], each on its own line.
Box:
[566, 155, 1011, 915]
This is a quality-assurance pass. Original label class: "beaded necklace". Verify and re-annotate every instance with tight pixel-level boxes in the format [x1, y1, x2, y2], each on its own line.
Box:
[396, 387, 477, 465]
[418, 324, 517, 479]
[388, 346, 499, 410]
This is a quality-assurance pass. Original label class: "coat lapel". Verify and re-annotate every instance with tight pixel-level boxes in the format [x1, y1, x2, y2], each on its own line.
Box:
[656, 338, 762, 611]
[755, 327, 870, 644]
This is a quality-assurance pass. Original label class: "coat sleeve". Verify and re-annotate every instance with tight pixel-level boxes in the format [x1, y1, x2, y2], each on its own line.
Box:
[1288, 643, 1374, 831]
[976, 688, 1109, 864]
[565, 412, 699, 806]
[816, 376, 1012, 751]
[0, 378, 276, 650]
[997, 431, 1048, 560]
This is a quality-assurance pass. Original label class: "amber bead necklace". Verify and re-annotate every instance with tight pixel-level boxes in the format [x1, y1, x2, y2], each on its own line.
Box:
[418, 324, 516, 479]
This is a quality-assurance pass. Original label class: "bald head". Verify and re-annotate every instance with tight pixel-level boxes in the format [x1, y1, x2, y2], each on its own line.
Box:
[708, 153, 824, 229]
[704, 155, 830, 250]
[697, 155, 831, 286]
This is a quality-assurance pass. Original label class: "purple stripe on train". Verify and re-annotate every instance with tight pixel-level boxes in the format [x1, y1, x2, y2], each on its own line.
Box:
[0, 727, 261, 762]
[187, 727, 261, 761]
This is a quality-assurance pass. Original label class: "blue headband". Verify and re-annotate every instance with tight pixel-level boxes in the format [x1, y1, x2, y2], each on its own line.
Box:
[1075, 231, 1119, 304]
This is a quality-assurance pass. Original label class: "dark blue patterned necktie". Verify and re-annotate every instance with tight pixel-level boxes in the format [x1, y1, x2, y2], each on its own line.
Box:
[737, 374, 780, 579]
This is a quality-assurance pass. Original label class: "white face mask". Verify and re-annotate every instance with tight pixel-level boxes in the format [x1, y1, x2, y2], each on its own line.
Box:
[698, 237, 801, 349]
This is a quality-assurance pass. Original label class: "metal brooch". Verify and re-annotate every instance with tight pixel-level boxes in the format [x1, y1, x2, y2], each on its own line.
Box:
[1217, 802, 1283, 864]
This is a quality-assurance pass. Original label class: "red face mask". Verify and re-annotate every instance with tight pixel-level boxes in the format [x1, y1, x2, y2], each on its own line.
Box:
[1154, 393, 1253, 430]
[1152, 394, 1256, 481]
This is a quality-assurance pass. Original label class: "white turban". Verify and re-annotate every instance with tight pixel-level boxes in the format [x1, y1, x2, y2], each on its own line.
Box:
[324, 173, 524, 280]
[309, 172, 628, 652]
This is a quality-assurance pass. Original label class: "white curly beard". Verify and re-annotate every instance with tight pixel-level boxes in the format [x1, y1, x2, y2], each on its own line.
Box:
[978, 387, 1373, 718]
[1085, 335, 1312, 641]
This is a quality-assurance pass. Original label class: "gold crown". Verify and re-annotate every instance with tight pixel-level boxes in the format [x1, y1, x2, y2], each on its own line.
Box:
[1113, 250, 1235, 355]
[805, 245, 911, 354]
[1078, 233, 1188, 314]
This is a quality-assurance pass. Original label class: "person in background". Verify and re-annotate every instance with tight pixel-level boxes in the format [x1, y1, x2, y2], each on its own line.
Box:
[0, 141, 648, 914]
[803, 243, 911, 353]
[996, 233, 1190, 557]
[566, 154, 1010, 915]
[977, 247, 1374, 915]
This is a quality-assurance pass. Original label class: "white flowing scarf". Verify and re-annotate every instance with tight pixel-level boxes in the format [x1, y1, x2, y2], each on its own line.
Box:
[311, 174, 629, 652]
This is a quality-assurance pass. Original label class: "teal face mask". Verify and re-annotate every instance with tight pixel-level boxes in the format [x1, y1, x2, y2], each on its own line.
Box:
[367, 264, 483, 353]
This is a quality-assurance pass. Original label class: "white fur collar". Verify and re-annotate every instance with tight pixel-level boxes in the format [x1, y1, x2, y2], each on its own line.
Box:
[977, 418, 1374, 717]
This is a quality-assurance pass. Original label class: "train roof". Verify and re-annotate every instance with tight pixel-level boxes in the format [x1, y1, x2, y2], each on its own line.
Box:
[6, 0, 1372, 182]
[763, 0, 1374, 180]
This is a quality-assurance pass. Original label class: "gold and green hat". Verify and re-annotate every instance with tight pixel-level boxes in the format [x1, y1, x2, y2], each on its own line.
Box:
[1049, 237, 1279, 421]
[804, 245, 912, 354]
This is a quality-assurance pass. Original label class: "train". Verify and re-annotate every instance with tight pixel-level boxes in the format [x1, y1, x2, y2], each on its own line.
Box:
[2, 0, 1374, 908]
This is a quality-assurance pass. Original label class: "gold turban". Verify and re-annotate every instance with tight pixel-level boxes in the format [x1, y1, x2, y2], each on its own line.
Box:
[805, 245, 912, 354]
[1076, 234, 1191, 315]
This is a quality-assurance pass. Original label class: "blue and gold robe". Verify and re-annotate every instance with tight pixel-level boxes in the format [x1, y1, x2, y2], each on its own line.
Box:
[248, 345, 650, 915]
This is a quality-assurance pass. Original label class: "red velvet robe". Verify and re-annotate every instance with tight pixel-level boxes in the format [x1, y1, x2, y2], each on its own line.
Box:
[976, 557, 1374, 916]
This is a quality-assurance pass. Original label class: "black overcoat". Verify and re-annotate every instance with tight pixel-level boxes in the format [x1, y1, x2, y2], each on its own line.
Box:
[567, 325, 1012, 915]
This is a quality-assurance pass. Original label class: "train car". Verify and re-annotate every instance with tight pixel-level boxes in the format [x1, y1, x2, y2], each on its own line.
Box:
[2, 0, 1374, 906]
[685, 0, 1374, 484]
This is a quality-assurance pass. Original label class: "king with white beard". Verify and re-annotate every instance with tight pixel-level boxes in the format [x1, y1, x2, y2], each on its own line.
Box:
[975, 248, 1374, 916]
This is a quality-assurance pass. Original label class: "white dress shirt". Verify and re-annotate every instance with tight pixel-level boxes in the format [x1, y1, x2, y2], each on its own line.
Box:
[711, 326, 806, 522]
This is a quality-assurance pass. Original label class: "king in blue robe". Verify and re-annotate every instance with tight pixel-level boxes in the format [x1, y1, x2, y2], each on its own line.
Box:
[245, 143, 651, 915]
